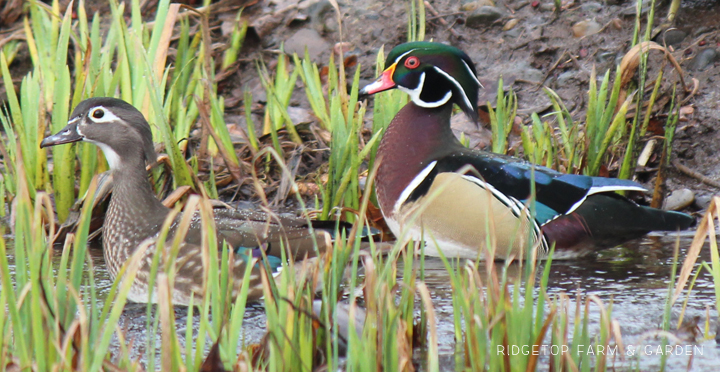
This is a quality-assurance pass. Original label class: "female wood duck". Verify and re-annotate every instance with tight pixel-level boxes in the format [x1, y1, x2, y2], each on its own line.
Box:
[359, 41, 694, 260]
[41, 97, 338, 305]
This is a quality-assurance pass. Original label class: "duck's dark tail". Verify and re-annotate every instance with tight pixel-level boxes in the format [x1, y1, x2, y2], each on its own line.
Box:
[542, 193, 695, 258]
[310, 220, 380, 241]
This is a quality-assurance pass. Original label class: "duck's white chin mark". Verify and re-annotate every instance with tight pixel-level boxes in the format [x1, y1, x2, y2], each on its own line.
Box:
[87, 140, 121, 170]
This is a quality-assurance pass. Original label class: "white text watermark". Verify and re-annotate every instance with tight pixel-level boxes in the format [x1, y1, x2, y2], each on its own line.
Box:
[497, 344, 703, 357]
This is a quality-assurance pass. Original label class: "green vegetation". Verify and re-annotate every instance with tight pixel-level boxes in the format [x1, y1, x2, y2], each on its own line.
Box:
[0, 0, 709, 371]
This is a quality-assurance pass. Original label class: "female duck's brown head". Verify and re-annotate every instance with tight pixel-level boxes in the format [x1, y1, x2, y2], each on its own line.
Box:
[41, 97, 156, 170]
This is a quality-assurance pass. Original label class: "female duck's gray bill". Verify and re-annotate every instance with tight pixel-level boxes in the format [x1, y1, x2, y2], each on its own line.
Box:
[40, 122, 84, 148]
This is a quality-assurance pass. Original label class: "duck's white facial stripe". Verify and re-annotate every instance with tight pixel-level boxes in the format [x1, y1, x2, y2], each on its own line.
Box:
[462, 60, 482, 87]
[398, 72, 452, 108]
[393, 50, 416, 64]
[87, 139, 121, 170]
[87, 106, 121, 124]
[393, 161, 437, 214]
[433, 66, 473, 110]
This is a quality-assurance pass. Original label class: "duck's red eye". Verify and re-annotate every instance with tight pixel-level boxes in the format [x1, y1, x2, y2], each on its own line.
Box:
[404, 56, 420, 69]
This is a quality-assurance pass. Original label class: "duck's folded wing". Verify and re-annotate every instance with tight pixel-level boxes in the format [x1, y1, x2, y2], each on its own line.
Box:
[432, 151, 646, 225]
[176, 207, 333, 260]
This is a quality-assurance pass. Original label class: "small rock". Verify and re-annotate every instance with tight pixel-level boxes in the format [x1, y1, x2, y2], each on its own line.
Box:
[664, 189, 695, 211]
[504, 27, 521, 39]
[451, 113, 492, 149]
[504, 62, 544, 82]
[556, 70, 576, 86]
[694, 26, 711, 36]
[580, 2, 602, 13]
[460, 0, 494, 12]
[365, 13, 379, 21]
[572, 19, 602, 38]
[659, 29, 686, 48]
[621, 3, 651, 17]
[324, 16, 339, 33]
[596, 51, 617, 64]
[503, 18, 519, 31]
[284, 28, 329, 62]
[304, 0, 332, 21]
[694, 194, 715, 209]
[287, 106, 313, 124]
[520, 67, 544, 82]
[538, 3, 555, 12]
[465, 6, 503, 28]
[690, 48, 718, 71]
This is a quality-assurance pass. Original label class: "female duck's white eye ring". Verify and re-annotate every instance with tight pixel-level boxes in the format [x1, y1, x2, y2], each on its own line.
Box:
[404, 56, 420, 69]
[92, 109, 104, 119]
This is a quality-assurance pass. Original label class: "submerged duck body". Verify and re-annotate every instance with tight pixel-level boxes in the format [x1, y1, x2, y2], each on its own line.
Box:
[360, 41, 694, 260]
[41, 98, 334, 305]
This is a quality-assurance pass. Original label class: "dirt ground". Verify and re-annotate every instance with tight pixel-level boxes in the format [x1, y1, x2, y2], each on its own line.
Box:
[2, 0, 720, 211]
[238, 0, 720, 203]
[229, 0, 720, 212]
[233, 0, 720, 209]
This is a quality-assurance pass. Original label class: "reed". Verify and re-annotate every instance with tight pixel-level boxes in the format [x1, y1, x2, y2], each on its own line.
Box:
[0, 0, 701, 371]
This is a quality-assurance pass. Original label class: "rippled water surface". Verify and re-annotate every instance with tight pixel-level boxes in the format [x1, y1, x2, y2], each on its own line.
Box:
[6, 233, 720, 371]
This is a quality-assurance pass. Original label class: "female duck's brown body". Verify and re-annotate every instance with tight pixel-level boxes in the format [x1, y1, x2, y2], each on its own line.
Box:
[41, 97, 336, 305]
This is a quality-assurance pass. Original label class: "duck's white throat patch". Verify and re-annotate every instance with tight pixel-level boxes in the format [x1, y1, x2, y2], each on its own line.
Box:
[87, 140, 121, 170]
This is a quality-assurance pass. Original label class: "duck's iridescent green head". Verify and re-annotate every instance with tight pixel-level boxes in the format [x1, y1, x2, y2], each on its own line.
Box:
[360, 41, 481, 121]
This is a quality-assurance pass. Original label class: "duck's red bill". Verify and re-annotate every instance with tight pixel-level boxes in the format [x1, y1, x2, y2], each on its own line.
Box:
[359, 63, 397, 95]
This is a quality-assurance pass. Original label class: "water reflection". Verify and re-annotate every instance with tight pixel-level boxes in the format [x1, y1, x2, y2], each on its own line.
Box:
[7, 233, 720, 370]
[418, 233, 719, 371]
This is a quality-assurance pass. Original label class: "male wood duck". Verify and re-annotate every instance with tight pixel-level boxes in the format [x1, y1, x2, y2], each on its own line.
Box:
[359, 41, 694, 260]
[41, 97, 339, 305]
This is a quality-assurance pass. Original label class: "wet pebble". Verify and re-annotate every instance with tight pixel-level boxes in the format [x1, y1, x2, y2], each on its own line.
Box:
[324, 16, 339, 33]
[664, 189, 695, 211]
[305, 0, 331, 22]
[690, 48, 718, 71]
[580, 2, 602, 13]
[538, 3, 555, 12]
[284, 28, 329, 62]
[460, 0, 495, 12]
[517, 66, 544, 82]
[694, 26, 712, 36]
[694, 194, 716, 209]
[503, 18, 519, 31]
[658, 29, 686, 48]
[465, 6, 504, 28]
[621, 3, 652, 17]
[555, 70, 576, 86]
[572, 19, 602, 38]
[596, 51, 617, 64]
[504, 28, 521, 39]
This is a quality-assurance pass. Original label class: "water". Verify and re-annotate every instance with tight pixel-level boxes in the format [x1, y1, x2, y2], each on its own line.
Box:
[419, 232, 720, 371]
[5, 233, 720, 370]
